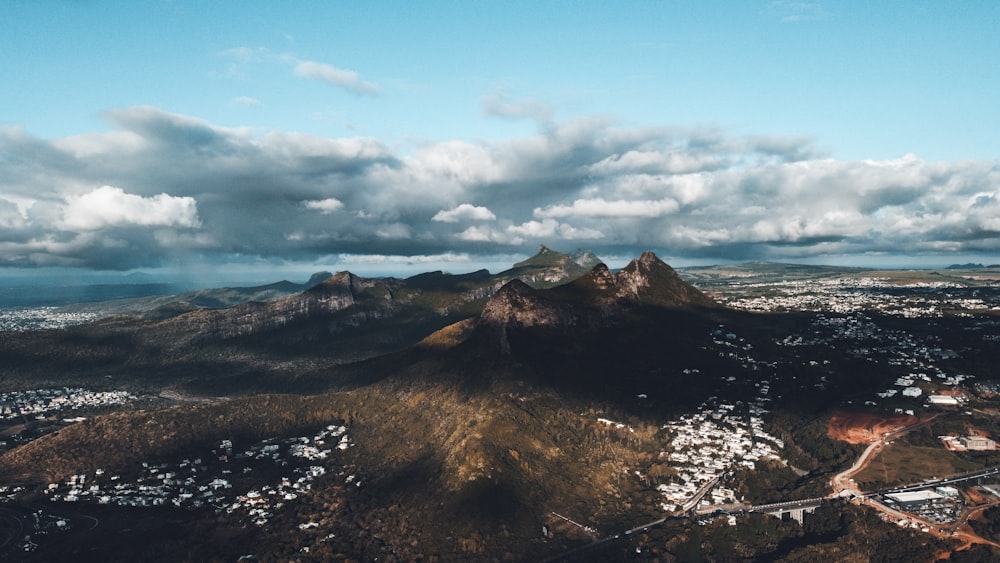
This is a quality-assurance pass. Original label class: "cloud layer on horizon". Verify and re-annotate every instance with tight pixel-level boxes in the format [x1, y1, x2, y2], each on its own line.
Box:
[1, 105, 999, 271]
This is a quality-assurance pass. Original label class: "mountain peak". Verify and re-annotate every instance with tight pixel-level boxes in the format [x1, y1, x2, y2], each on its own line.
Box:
[617, 252, 714, 307]
[503, 246, 605, 289]
[572, 249, 601, 268]
[638, 250, 659, 265]
[305, 271, 333, 288]
[480, 252, 714, 336]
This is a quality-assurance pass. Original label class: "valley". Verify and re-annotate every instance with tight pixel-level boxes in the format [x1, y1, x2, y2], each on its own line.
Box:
[2, 249, 1000, 561]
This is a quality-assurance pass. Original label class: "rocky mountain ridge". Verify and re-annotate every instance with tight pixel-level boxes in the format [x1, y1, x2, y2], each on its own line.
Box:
[481, 251, 715, 330]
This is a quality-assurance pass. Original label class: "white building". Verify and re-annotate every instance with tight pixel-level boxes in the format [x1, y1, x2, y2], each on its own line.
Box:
[927, 395, 958, 406]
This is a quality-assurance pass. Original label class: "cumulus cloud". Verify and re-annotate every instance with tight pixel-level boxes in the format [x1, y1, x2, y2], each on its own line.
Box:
[2, 105, 999, 271]
[503, 219, 603, 244]
[60, 186, 200, 231]
[303, 198, 345, 214]
[293, 60, 380, 96]
[432, 204, 496, 223]
[535, 197, 680, 218]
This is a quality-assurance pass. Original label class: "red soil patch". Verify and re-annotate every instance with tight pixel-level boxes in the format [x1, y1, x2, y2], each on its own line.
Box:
[828, 411, 919, 444]
[966, 488, 987, 505]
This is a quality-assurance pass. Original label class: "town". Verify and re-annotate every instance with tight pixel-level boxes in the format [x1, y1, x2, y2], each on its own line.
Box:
[717, 275, 1000, 317]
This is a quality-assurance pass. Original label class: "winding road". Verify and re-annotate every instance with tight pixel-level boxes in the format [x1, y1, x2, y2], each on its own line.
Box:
[829, 414, 938, 497]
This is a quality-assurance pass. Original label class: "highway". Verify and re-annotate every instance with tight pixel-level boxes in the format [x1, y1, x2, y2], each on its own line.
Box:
[882, 466, 1000, 495]
[748, 497, 825, 514]
[542, 475, 720, 562]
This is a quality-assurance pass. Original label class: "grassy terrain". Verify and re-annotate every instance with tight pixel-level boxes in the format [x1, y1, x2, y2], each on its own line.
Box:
[854, 444, 980, 490]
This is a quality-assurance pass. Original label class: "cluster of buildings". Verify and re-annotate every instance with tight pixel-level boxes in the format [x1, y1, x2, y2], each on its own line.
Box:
[940, 435, 997, 451]
[655, 394, 785, 513]
[881, 487, 964, 524]
[776, 312, 975, 410]
[44, 424, 355, 529]
[0, 387, 135, 421]
[721, 277, 997, 317]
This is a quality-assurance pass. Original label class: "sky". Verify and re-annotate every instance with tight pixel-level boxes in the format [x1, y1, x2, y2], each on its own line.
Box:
[2, 1, 999, 284]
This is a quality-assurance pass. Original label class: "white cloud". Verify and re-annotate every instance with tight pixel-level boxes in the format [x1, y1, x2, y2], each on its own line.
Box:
[294, 60, 380, 96]
[456, 225, 500, 243]
[535, 197, 679, 218]
[508, 219, 558, 238]
[505, 219, 603, 241]
[588, 150, 723, 175]
[432, 204, 496, 223]
[303, 198, 345, 214]
[338, 252, 472, 265]
[60, 186, 200, 231]
[51, 130, 147, 158]
[556, 223, 604, 240]
[4, 106, 1000, 270]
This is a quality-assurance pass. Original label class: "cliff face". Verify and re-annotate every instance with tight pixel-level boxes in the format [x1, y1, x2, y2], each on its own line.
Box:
[480, 280, 575, 329]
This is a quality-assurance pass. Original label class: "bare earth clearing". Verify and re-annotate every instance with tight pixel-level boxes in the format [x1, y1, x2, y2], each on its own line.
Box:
[828, 411, 920, 444]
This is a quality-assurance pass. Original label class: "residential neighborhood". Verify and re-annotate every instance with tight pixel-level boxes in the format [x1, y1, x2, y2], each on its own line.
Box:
[720, 276, 999, 317]
[0, 387, 135, 423]
[44, 424, 355, 531]
[656, 395, 786, 512]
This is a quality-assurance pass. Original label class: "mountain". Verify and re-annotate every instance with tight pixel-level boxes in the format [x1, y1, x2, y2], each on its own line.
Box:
[0, 247, 611, 390]
[496, 245, 603, 286]
[54, 272, 335, 320]
[481, 251, 715, 330]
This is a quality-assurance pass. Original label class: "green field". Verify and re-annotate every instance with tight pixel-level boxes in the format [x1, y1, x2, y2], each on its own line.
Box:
[854, 444, 980, 490]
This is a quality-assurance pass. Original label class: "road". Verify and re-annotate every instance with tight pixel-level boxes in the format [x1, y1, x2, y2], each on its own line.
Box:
[884, 466, 1000, 494]
[855, 495, 1000, 550]
[748, 497, 825, 514]
[829, 415, 939, 498]
[543, 476, 720, 562]
[827, 414, 1000, 551]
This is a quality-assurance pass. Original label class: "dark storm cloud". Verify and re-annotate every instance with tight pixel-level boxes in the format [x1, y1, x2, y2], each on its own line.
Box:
[1, 107, 998, 270]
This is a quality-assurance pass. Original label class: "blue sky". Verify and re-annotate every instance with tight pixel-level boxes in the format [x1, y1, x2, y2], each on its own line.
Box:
[2, 1, 999, 281]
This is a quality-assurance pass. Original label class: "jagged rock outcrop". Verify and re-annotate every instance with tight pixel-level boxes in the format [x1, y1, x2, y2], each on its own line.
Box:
[615, 251, 715, 307]
[480, 280, 576, 328]
[480, 251, 715, 331]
